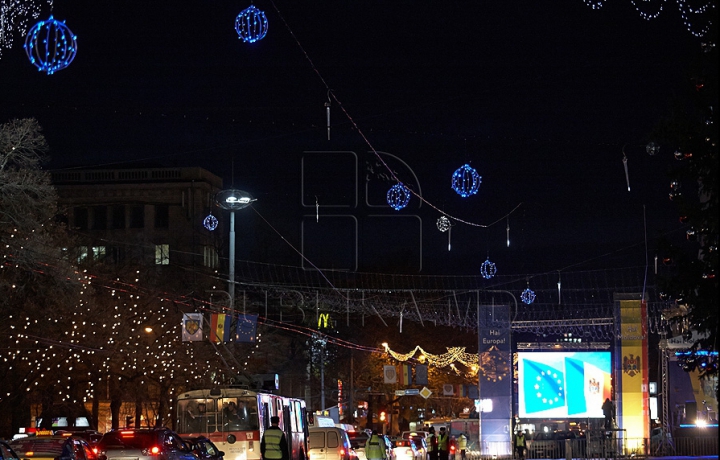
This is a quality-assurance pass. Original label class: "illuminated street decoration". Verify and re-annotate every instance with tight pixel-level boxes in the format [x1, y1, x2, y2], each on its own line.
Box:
[235, 5, 268, 43]
[521, 286, 536, 304]
[24, 15, 77, 74]
[387, 183, 411, 210]
[0, 0, 49, 58]
[203, 214, 218, 231]
[480, 257, 497, 279]
[451, 163, 481, 197]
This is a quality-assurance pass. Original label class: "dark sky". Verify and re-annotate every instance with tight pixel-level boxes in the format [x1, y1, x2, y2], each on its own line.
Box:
[1, 0, 712, 276]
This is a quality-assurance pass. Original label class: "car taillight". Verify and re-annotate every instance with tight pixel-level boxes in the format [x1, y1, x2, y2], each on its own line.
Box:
[451, 446, 456, 453]
[141, 446, 161, 456]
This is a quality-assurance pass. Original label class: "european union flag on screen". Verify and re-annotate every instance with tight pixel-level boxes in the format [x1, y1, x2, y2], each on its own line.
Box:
[235, 314, 258, 343]
[565, 358, 587, 415]
[523, 359, 566, 414]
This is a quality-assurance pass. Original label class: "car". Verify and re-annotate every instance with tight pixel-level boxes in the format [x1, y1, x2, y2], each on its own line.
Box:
[182, 436, 224, 460]
[348, 432, 368, 460]
[94, 428, 195, 460]
[391, 438, 422, 460]
[308, 427, 353, 460]
[0, 440, 20, 460]
[10, 436, 96, 460]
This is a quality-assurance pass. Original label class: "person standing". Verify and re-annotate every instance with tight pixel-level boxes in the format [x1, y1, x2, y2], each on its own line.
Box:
[602, 398, 616, 430]
[457, 433, 468, 460]
[365, 430, 387, 460]
[437, 427, 449, 460]
[514, 430, 527, 460]
[427, 427, 438, 460]
[261, 416, 289, 460]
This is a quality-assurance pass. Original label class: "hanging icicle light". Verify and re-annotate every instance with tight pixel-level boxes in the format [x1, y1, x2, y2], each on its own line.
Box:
[451, 164, 481, 197]
[480, 257, 497, 279]
[24, 15, 77, 75]
[387, 183, 411, 211]
[203, 214, 218, 231]
[437, 216, 452, 251]
[235, 5, 268, 43]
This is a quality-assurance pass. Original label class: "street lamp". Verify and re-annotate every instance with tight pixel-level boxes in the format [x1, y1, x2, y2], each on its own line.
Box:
[215, 189, 255, 314]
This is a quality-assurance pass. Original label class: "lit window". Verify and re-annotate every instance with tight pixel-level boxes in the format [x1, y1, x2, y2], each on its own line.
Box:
[155, 244, 170, 265]
[78, 246, 88, 263]
[93, 246, 106, 259]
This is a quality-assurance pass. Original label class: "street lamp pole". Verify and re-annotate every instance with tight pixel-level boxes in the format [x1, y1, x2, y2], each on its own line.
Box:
[216, 189, 255, 315]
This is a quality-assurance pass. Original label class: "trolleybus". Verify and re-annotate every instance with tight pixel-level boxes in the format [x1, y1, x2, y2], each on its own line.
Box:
[176, 388, 309, 460]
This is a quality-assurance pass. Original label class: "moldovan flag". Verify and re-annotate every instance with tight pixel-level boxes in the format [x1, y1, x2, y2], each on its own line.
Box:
[210, 313, 231, 343]
[384, 365, 398, 384]
[182, 313, 203, 342]
[398, 364, 412, 385]
[235, 314, 258, 343]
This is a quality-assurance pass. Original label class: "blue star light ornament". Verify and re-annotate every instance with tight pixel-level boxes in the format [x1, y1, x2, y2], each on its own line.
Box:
[480, 257, 497, 279]
[235, 5, 268, 43]
[451, 164, 481, 197]
[387, 183, 411, 211]
[24, 16, 77, 75]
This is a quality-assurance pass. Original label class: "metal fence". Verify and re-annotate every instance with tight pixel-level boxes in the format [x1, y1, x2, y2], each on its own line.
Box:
[457, 435, 718, 459]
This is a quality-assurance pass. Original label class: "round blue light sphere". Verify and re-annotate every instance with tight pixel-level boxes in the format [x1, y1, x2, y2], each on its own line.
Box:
[387, 183, 411, 211]
[451, 164, 482, 197]
[24, 16, 77, 75]
[235, 5, 268, 43]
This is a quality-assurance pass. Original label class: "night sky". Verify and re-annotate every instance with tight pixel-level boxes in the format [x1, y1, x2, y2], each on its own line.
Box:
[1, 0, 712, 277]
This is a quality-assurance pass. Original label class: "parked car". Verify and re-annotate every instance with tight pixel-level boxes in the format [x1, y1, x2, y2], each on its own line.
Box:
[94, 428, 195, 460]
[308, 427, 353, 460]
[10, 436, 96, 460]
[391, 438, 422, 460]
[182, 436, 224, 460]
[348, 432, 368, 460]
[0, 440, 20, 460]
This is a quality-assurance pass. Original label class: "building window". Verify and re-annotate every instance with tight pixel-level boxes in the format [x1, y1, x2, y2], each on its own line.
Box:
[112, 205, 125, 229]
[203, 246, 218, 268]
[155, 244, 169, 265]
[78, 246, 88, 263]
[155, 204, 169, 228]
[92, 206, 108, 230]
[130, 206, 144, 228]
[92, 246, 106, 260]
[74, 208, 88, 230]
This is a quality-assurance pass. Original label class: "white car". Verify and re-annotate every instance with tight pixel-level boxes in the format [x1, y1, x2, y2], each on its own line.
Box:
[391, 438, 423, 460]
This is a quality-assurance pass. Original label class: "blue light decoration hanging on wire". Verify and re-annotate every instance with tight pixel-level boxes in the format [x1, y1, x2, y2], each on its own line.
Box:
[235, 5, 268, 43]
[24, 15, 77, 75]
[521, 284, 536, 304]
[203, 214, 218, 231]
[387, 183, 411, 211]
[480, 257, 497, 279]
[451, 163, 482, 197]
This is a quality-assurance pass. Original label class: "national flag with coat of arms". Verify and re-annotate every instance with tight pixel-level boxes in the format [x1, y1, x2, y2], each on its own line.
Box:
[210, 313, 232, 343]
[182, 313, 203, 341]
[398, 363, 412, 385]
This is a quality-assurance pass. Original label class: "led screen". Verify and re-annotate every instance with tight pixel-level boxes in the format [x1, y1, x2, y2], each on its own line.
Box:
[517, 351, 611, 418]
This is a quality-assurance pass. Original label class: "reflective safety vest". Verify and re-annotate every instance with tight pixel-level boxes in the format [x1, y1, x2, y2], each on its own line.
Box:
[427, 434, 437, 452]
[263, 427, 285, 459]
[515, 434, 526, 447]
[437, 433, 448, 451]
[365, 435, 386, 460]
[458, 435, 467, 450]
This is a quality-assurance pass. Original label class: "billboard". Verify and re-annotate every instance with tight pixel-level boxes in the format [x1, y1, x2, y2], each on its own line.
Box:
[517, 351, 612, 418]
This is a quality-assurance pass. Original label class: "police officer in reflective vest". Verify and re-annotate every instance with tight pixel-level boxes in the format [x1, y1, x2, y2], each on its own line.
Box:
[427, 427, 438, 460]
[366, 430, 387, 460]
[457, 433, 468, 460]
[261, 416, 289, 460]
[437, 427, 449, 460]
